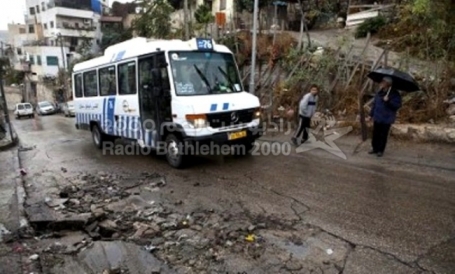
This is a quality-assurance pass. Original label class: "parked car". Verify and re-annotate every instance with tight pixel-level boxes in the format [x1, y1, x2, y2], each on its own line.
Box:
[14, 103, 34, 119]
[62, 101, 75, 117]
[36, 101, 56, 115]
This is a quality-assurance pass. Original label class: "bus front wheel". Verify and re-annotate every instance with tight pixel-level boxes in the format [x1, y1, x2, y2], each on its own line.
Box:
[92, 124, 106, 149]
[165, 134, 188, 169]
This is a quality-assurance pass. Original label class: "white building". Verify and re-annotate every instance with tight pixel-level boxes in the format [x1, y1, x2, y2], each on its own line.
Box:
[8, 0, 104, 103]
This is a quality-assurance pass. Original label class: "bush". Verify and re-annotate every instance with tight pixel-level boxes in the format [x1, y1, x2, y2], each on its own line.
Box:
[355, 16, 388, 38]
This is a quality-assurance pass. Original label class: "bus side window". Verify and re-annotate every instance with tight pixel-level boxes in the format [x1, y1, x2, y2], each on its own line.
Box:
[99, 66, 116, 96]
[118, 61, 137, 95]
[74, 74, 83, 98]
[83, 70, 98, 97]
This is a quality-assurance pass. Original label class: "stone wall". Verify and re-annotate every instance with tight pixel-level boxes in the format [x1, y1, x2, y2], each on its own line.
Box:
[36, 84, 55, 103]
[391, 124, 455, 143]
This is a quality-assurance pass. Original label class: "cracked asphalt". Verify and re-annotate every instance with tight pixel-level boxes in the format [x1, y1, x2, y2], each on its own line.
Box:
[8, 114, 455, 273]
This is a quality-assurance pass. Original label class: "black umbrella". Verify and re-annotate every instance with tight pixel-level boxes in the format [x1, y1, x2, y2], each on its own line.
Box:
[367, 67, 420, 92]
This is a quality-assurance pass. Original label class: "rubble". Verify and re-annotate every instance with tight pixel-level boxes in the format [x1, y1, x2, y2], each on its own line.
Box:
[19, 171, 360, 273]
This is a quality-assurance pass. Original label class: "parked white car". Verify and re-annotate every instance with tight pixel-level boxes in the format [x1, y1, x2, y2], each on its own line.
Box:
[14, 103, 34, 119]
[62, 101, 75, 117]
[37, 101, 56, 115]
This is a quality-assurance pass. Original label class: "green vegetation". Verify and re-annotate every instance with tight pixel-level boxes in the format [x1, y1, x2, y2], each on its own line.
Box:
[379, 0, 455, 61]
[355, 16, 387, 39]
[194, 4, 214, 37]
[131, 0, 174, 39]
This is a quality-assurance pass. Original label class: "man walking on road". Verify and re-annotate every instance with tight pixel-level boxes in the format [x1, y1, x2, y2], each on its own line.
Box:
[292, 84, 319, 146]
[368, 77, 402, 157]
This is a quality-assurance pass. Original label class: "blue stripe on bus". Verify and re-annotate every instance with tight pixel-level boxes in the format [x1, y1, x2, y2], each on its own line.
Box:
[76, 113, 155, 147]
[210, 104, 217, 111]
[107, 97, 116, 135]
[222, 103, 229, 110]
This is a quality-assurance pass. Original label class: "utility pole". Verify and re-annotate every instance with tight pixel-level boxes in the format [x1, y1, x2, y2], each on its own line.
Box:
[57, 33, 67, 102]
[184, 0, 190, 40]
[58, 33, 66, 70]
[0, 58, 14, 142]
[249, 0, 259, 94]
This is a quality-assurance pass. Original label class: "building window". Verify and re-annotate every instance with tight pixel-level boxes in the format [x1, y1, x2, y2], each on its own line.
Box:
[36, 5, 40, 13]
[99, 66, 117, 96]
[28, 24, 35, 33]
[50, 21, 54, 28]
[46, 56, 59, 66]
[118, 61, 136, 95]
[220, 0, 226, 10]
[74, 74, 83, 98]
[29, 55, 35, 65]
[37, 56, 42, 66]
[19, 28, 26, 34]
[29, 7, 35, 15]
[17, 48, 22, 55]
[43, 23, 47, 29]
[41, 2, 46, 11]
[83, 70, 98, 97]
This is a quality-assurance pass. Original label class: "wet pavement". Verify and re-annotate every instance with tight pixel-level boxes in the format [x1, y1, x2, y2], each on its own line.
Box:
[2, 114, 455, 273]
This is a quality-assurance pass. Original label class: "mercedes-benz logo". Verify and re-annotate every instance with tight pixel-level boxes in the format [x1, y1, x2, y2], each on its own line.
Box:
[122, 100, 129, 112]
[231, 111, 239, 123]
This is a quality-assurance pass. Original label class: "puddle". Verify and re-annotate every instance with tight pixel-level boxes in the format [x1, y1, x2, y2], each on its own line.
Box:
[264, 234, 310, 260]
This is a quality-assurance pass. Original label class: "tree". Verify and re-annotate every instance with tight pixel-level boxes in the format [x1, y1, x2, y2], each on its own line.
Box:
[380, 0, 455, 60]
[194, 4, 214, 37]
[100, 27, 132, 52]
[132, 0, 174, 39]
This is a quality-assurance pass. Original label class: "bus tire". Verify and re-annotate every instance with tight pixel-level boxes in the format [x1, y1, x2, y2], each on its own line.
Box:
[91, 124, 106, 149]
[165, 134, 187, 169]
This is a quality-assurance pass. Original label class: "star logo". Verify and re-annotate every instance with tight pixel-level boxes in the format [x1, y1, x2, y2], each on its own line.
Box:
[295, 114, 353, 159]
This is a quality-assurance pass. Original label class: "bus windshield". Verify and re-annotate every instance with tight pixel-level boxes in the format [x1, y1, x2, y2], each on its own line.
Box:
[169, 51, 243, 96]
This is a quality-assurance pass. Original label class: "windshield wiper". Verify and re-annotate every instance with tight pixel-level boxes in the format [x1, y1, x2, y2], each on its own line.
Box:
[217, 66, 237, 92]
[193, 65, 212, 94]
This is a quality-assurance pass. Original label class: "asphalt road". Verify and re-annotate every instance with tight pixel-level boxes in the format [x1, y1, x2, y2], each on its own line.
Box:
[11, 114, 455, 274]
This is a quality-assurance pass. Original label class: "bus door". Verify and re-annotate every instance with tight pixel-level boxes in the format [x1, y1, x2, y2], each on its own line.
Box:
[138, 53, 172, 147]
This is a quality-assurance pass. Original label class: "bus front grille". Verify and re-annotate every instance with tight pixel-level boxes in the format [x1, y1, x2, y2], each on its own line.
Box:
[206, 108, 255, 129]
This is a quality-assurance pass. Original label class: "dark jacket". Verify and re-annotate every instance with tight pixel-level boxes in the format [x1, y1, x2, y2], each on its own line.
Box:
[370, 88, 402, 124]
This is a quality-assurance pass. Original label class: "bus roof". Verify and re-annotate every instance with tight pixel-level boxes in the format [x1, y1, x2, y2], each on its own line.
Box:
[73, 37, 233, 73]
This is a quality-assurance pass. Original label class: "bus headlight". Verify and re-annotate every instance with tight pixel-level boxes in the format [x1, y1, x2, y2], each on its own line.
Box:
[254, 108, 262, 119]
[186, 114, 207, 128]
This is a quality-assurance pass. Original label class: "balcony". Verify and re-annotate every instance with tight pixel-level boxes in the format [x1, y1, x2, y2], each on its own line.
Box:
[47, 0, 93, 11]
[54, 22, 96, 38]
[22, 39, 73, 48]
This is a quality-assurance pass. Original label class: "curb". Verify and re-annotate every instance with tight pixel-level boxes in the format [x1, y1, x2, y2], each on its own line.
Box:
[14, 145, 29, 231]
[9, 130, 30, 235]
[0, 136, 19, 152]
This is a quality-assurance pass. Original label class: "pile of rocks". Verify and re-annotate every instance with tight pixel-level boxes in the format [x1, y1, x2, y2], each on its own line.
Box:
[45, 172, 275, 272]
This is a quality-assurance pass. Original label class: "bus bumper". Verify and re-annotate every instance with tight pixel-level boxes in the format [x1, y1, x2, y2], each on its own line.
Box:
[182, 125, 264, 146]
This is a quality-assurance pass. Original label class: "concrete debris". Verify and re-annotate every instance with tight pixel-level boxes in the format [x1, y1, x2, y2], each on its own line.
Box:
[19, 171, 367, 273]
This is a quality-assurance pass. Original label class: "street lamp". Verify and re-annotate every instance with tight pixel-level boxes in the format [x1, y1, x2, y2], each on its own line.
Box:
[249, 0, 259, 94]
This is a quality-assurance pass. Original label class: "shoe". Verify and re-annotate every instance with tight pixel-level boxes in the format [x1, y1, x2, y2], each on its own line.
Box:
[377, 152, 383, 157]
[368, 150, 376, 154]
[291, 137, 298, 146]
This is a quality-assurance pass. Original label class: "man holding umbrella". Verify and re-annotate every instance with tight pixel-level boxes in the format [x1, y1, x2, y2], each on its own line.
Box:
[368, 76, 402, 157]
[366, 67, 419, 157]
